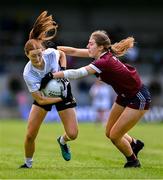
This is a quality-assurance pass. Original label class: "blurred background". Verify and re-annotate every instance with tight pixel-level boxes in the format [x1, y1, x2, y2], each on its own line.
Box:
[0, 0, 163, 122]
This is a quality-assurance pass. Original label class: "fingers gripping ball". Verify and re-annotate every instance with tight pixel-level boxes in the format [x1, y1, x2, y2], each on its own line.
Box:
[41, 79, 64, 97]
[40, 72, 53, 90]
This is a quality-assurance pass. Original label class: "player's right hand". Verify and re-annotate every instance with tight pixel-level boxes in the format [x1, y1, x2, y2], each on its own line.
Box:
[40, 72, 53, 90]
[60, 80, 72, 101]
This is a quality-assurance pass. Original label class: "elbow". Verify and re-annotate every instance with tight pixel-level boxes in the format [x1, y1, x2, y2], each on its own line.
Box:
[37, 101, 45, 105]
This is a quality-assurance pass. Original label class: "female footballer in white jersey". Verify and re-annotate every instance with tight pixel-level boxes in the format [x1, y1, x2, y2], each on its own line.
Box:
[20, 11, 78, 168]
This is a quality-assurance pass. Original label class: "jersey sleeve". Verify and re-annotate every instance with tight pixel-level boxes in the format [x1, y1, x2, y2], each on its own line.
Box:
[23, 75, 40, 93]
[52, 49, 60, 63]
[90, 58, 107, 73]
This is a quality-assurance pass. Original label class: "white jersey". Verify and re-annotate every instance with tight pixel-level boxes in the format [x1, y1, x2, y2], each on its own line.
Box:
[23, 48, 60, 93]
[89, 82, 115, 110]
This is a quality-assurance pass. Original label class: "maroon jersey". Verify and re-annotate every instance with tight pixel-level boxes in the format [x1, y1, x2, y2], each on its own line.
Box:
[90, 52, 142, 98]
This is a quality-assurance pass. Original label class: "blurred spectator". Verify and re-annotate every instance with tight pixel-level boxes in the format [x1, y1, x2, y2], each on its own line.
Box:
[77, 79, 91, 105]
[2, 76, 30, 119]
[89, 80, 116, 125]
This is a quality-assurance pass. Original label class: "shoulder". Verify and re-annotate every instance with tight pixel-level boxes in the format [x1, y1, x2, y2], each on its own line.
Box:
[43, 48, 59, 56]
[91, 53, 109, 67]
[23, 62, 37, 81]
[42, 48, 60, 61]
[23, 62, 31, 76]
[91, 52, 116, 72]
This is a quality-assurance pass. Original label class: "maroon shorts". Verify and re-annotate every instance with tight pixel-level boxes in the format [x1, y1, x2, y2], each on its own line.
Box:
[116, 85, 151, 110]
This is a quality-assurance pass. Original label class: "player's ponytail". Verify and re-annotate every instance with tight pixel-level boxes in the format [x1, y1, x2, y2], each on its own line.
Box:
[24, 11, 58, 55]
[29, 11, 58, 41]
[111, 37, 134, 57]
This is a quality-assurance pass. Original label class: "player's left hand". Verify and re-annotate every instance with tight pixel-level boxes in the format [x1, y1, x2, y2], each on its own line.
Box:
[60, 67, 66, 71]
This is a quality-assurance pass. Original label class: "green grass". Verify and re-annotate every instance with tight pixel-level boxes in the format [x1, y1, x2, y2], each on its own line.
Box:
[0, 120, 163, 179]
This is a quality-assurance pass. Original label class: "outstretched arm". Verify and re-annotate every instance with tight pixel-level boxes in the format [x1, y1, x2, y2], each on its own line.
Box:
[52, 65, 97, 80]
[57, 46, 89, 57]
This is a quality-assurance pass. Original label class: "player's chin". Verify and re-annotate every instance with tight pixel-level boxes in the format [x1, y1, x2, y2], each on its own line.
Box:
[33, 61, 40, 66]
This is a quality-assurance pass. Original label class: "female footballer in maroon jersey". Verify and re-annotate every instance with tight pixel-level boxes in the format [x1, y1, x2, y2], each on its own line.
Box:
[44, 30, 151, 168]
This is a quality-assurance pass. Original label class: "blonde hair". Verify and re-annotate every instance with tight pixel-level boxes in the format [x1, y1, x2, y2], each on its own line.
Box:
[111, 37, 134, 57]
[91, 30, 135, 57]
[24, 11, 58, 54]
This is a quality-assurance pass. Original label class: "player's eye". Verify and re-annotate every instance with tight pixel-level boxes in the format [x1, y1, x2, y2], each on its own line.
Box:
[37, 53, 42, 57]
